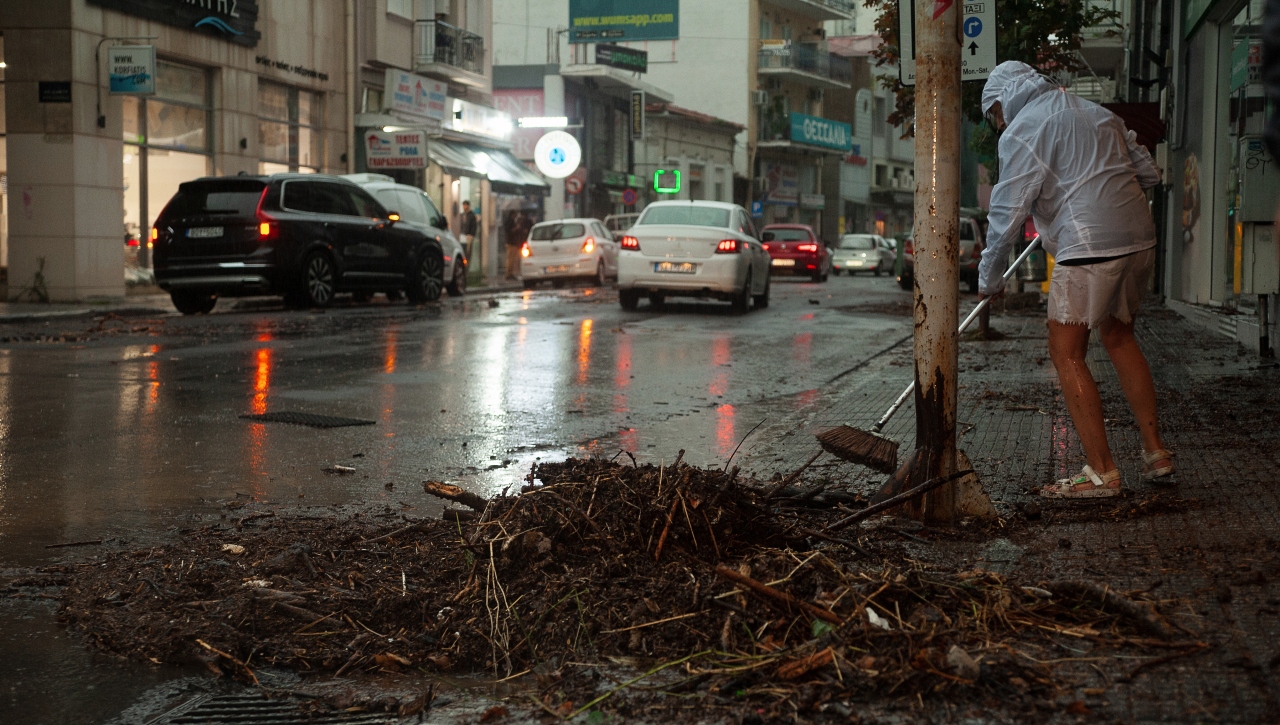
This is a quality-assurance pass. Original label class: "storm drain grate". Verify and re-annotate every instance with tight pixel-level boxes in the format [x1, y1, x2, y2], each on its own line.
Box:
[240, 412, 376, 428]
[163, 694, 399, 724]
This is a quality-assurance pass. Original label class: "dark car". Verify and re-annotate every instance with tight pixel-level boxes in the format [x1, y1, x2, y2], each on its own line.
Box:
[152, 175, 444, 314]
[896, 215, 986, 292]
[760, 224, 830, 282]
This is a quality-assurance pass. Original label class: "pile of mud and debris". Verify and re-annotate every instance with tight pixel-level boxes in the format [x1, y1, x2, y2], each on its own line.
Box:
[43, 457, 1203, 720]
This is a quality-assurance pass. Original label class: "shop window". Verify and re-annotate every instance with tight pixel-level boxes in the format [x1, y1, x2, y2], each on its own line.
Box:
[259, 79, 324, 174]
[121, 60, 211, 253]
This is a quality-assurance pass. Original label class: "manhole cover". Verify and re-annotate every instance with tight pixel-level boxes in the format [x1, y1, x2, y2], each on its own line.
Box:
[240, 412, 376, 428]
[161, 694, 398, 724]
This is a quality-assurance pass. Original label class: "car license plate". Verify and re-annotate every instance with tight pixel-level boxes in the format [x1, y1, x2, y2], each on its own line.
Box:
[849, 260, 864, 266]
[186, 226, 224, 239]
[544, 265, 571, 273]
[654, 261, 696, 274]
[771, 259, 795, 267]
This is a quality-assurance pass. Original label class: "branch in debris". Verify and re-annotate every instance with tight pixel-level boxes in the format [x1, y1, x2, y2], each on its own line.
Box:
[713, 565, 841, 625]
[423, 481, 488, 511]
[1047, 580, 1179, 639]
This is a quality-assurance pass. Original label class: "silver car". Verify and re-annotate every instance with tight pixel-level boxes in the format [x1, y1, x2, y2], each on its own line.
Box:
[831, 234, 895, 276]
[343, 174, 468, 296]
[520, 218, 619, 288]
[615, 201, 771, 313]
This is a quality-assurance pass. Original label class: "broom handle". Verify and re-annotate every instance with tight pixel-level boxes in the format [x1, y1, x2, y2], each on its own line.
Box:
[871, 235, 1043, 433]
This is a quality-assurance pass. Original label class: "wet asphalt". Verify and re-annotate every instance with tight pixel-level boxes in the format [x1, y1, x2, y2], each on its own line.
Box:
[0, 272, 918, 723]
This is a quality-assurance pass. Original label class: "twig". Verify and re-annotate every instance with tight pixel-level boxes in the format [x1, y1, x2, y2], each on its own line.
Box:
[713, 566, 841, 625]
[423, 481, 487, 511]
[44, 540, 104, 549]
[724, 419, 765, 471]
[196, 638, 259, 685]
[824, 469, 975, 532]
[764, 451, 824, 501]
[653, 498, 680, 562]
[569, 650, 713, 718]
[1120, 644, 1210, 682]
[364, 521, 430, 544]
[1047, 580, 1179, 639]
[602, 611, 705, 634]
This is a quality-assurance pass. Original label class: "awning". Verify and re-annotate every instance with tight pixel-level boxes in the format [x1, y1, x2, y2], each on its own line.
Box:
[427, 140, 550, 196]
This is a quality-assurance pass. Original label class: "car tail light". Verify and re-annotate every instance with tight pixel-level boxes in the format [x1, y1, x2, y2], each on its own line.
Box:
[797, 243, 819, 253]
[619, 235, 640, 251]
[127, 238, 140, 248]
[520, 241, 531, 258]
[762, 243, 770, 251]
[716, 239, 741, 254]
[971, 244, 983, 259]
[581, 236, 595, 253]
[904, 239, 914, 255]
[253, 187, 277, 241]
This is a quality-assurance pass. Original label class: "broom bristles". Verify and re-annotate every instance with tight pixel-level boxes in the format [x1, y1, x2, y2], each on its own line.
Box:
[816, 425, 899, 474]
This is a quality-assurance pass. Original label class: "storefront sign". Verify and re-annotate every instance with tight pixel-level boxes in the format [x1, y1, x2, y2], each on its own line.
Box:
[597, 43, 649, 73]
[38, 82, 72, 103]
[800, 193, 826, 210]
[534, 131, 582, 179]
[1183, 0, 1218, 38]
[385, 69, 447, 122]
[255, 55, 329, 82]
[88, 0, 261, 47]
[445, 98, 514, 142]
[630, 90, 646, 141]
[789, 113, 852, 152]
[760, 162, 798, 206]
[494, 89, 545, 159]
[108, 45, 156, 95]
[569, 0, 679, 43]
[1231, 39, 1262, 91]
[365, 130, 427, 169]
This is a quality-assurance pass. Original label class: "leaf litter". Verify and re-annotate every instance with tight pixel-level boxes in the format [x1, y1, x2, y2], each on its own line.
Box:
[41, 456, 1203, 721]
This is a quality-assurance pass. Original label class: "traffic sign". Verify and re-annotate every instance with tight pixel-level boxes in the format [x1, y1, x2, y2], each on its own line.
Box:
[621, 188, 638, 205]
[565, 176, 584, 194]
[898, 0, 997, 86]
[750, 201, 764, 218]
[534, 131, 582, 179]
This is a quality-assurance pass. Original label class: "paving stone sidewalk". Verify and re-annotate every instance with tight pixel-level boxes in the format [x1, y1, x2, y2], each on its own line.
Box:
[736, 303, 1280, 723]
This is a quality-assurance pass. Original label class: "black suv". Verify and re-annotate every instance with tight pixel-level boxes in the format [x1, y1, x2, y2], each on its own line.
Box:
[152, 175, 444, 314]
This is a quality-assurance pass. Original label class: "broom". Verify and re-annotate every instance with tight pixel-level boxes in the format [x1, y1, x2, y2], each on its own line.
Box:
[816, 235, 1044, 473]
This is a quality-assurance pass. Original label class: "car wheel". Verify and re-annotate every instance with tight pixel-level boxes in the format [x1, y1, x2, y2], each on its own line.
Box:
[897, 275, 913, 291]
[170, 290, 217, 315]
[832, 268, 842, 277]
[731, 271, 752, 314]
[619, 289, 640, 311]
[874, 265, 883, 277]
[300, 251, 336, 307]
[592, 262, 606, 287]
[447, 262, 467, 296]
[406, 251, 444, 303]
[648, 292, 665, 308]
[753, 276, 770, 309]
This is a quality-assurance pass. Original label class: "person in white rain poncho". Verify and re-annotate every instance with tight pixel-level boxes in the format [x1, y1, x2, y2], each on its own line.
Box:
[978, 61, 1174, 499]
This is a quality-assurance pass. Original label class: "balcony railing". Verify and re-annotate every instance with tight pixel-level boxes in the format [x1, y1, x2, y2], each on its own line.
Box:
[758, 43, 852, 85]
[415, 19, 484, 76]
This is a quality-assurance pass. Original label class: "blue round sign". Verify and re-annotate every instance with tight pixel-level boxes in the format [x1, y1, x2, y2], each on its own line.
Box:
[963, 17, 982, 38]
[549, 148, 565, 164]
[621, 188, 638, 205]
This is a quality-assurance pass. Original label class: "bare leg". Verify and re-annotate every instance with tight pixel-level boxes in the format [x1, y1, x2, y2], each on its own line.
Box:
[1047, 320, 1117, 474]
[1097, 317, 1171, 469]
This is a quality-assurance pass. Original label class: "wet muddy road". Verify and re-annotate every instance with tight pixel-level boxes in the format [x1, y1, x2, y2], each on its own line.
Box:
[0, 274, 916, 722]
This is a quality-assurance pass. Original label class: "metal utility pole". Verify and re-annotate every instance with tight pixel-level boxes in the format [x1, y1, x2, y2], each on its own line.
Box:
[910, 0, 962, 523]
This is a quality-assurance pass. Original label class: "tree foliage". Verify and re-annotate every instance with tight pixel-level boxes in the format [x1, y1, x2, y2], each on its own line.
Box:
[866, 0, 1121, 174]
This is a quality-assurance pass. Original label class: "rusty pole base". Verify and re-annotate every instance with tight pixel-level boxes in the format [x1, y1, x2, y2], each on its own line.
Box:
[869, 448, 996, 524]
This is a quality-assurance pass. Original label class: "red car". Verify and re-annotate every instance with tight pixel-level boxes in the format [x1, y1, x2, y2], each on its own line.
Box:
[760, 224, 830, 282]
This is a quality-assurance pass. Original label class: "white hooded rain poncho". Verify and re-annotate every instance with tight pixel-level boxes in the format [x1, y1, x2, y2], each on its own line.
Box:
[977, 61, 1161, 296]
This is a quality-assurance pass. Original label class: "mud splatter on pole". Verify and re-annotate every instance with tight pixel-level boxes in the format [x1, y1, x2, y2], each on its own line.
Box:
[911, 0, 962, 523]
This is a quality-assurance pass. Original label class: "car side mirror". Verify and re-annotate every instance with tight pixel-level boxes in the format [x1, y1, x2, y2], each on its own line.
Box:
[434, 216, 448, 230]
[761, 232, 775, 242]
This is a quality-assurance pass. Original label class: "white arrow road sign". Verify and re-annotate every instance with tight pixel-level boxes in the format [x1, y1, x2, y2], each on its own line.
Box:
[898, 0, 998, 86]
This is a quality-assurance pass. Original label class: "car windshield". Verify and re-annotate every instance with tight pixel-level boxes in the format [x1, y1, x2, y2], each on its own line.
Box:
[765, 228, 810, 241]
[839, 236, 877, 250]
[161, 181, 265, 219]
[531, 223, 586, 241]
[637, 206, 731, 229]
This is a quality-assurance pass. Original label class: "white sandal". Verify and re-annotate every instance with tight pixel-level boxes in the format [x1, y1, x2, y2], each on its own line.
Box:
[1141, 449, 1175, 482]
[1040, 465, 1122, 499]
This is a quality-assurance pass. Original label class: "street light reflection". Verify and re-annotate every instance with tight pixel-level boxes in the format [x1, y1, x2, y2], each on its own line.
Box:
[717, 403, 736, 459]
[709, 336, 731, 397]
[577, 319, 593, 386]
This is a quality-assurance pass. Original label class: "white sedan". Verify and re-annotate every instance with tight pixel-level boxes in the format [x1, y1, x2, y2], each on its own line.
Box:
[520, 218, 618, 288]
[616, 201, 771, 313]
